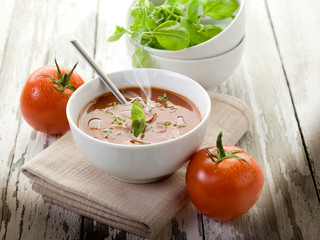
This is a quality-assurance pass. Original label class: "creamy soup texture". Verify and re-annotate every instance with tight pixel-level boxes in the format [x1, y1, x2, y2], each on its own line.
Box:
[77, 87, 201, 145]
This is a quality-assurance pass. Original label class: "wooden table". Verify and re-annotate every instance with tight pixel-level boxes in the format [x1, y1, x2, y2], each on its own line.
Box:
[1, 0, 319, 239]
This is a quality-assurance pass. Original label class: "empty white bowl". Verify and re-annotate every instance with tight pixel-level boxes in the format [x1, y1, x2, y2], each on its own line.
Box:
[126, 0, 245, 60]
[66, 69, 211, 183]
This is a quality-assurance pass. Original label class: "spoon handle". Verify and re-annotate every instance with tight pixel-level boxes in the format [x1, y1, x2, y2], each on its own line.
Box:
[70, 39, 128, 105]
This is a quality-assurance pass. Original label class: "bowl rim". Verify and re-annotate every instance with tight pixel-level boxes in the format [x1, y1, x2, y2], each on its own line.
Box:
[67, 68, 212, 149]
[131, 0, 245, 54]
[150, 33, 246, 62]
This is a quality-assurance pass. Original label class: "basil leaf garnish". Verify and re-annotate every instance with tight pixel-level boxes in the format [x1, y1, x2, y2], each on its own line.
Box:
[131, 102, 146, 137]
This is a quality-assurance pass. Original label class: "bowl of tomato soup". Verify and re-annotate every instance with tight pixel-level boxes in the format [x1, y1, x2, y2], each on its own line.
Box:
[66, 69, 211, 183]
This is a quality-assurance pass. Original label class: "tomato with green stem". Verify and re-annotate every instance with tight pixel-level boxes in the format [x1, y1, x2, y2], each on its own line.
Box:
[186, 132, 265, 221]
[20, 60, 84, 134]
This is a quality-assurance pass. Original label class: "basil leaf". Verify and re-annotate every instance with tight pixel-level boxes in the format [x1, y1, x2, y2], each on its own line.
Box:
[131, 102, 146, 137]
[181, 18, 205, 46]
[167, 0, 192, 4]
[131, 0, 148, 24]
[132, 48, 153, 68]
[132, 120, 146, 138]
[169, 4, 186, 19]
[152, 21, 190, 50]
[146, 38, 164, 49]
[131, 32, 144, 46]
[132, 49, 145, 68]
[203, 0, 239, 20]
[199, 24, 223, 38]
[188, 0, 200, 23]
[131, 101, 145, 121]
[107, 26, 126, 42]
[150, 7, 166, 25]
[145, 17, 157, 31]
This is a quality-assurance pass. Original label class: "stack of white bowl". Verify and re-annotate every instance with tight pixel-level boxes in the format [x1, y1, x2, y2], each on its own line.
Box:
[125, 0, 246, 89]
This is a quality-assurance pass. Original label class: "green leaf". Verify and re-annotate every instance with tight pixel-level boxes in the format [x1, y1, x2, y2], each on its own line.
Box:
[132, 120, 146, 138]
[180, 18, 204, 46]
[198, 24, 223, 39]
[107, 26, 126, 42]
[169, 4, 186, 19]
[188, 0, 200, 23]
[131, 1, 147, 25]
[202, 0, 239, 20]
[152, 21, 190, 50]
[145, 38, 164, 49]
[131, 102, 146, 137]
[150, 7, 167, 25]
[131, 101, 145, 121]
[145, 17, 157, 31]
[180, 18, 221, 46]
[132, 48, 153, 68]
[131, 32, 144, 46]
[167, 0, 192, 5]
[132, 48, 145, 68]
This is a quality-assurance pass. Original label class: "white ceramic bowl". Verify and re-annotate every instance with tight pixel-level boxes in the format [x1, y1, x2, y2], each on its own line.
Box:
[66, 69, 211, 183]
[126, 0, 245, 60]
[146, 34, 245, 89]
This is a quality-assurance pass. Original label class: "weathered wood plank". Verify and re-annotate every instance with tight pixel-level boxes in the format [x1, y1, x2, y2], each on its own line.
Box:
[0, 0, 97, 239]
[266, 0, 320, 196]
[201, 0, 320, 239]
[0, 0, 16, 69]
[0, 0, 18, 236]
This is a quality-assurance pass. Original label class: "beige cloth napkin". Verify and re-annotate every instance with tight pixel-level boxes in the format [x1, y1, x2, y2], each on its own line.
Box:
[21, 92, 253, 239]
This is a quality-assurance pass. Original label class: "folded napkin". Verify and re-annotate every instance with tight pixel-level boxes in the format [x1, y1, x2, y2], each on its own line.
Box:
[21, 92, 253, 239]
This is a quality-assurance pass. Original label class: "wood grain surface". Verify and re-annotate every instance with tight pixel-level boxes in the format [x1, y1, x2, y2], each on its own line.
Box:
[1, 0, 319, 239]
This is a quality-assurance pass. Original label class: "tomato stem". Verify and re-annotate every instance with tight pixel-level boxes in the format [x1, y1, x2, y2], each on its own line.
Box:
[203, 132, 253, 167]
[216, 132, 226, 158]
[42, 59, 78, 92]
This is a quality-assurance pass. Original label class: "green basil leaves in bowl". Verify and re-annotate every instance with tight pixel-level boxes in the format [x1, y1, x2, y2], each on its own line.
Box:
[108, 0, 244, 65]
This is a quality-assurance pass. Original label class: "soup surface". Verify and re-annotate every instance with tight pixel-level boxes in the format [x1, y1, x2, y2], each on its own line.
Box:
[77, 87, 201, 145]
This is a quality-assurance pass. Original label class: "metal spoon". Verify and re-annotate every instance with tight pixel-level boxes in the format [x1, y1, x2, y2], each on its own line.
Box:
[70, 39, 128, 105]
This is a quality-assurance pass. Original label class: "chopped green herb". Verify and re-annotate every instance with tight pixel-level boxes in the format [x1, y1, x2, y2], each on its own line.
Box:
[113, 103, 117, 109]
[105, 111, 113, 115]
[112, 132, 121, 140]
[131, 102, 146, 137]
[141, 142, 151, 145]
[111, 116, 125, 124]
[158, 92, 169, 102]
[158, 121, 171, 127]
[103, 128, 113, 138]
[145, 126, 153, 132]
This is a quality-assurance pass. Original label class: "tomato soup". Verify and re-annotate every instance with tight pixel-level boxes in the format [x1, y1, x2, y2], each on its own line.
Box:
[77, 87, 201, 145]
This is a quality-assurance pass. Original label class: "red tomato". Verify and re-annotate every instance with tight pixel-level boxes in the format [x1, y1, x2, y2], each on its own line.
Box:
[20, 60, 84, 134]
[186, 132, 264, 221]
